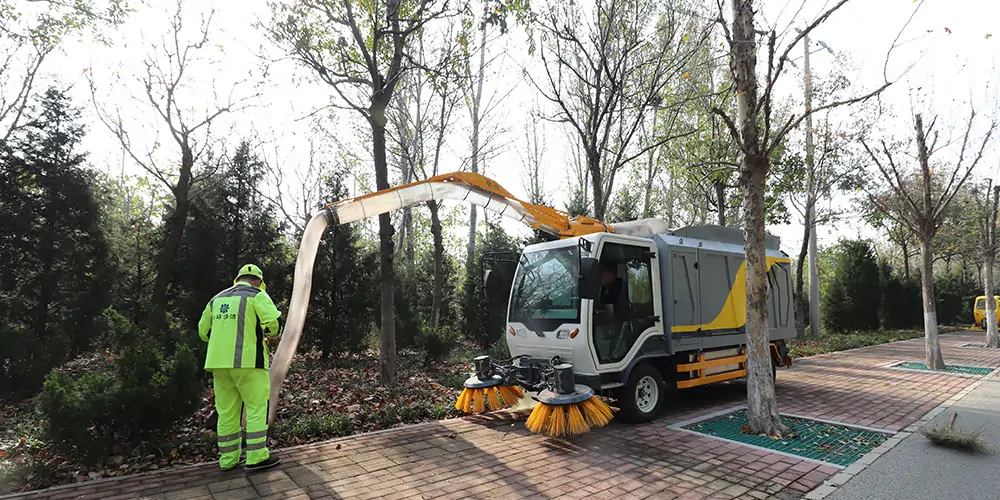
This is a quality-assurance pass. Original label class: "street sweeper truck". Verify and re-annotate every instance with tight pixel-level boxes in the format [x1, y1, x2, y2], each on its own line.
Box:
[267, 172, 795, 438]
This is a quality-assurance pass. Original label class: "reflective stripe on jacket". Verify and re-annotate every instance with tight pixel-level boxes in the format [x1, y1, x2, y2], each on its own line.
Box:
[198, 281, 281, 370]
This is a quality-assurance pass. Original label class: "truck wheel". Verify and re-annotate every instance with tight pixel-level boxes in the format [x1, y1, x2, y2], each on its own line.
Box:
[618, 364, 663, 423]
[984, 318, 989, 331]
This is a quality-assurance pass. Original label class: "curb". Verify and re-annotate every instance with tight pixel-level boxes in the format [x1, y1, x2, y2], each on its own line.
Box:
[803, 363, 1000, 499]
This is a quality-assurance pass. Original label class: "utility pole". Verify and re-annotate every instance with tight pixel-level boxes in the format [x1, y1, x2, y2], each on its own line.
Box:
[803, 31, 821, 339]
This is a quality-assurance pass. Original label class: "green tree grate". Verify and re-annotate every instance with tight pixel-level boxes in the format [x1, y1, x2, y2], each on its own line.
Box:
[681, 409, 891, 467]
[891, 361, 993, 375]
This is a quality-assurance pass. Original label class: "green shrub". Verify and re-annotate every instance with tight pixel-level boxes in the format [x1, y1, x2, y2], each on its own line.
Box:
[37, 339, 203, 464]
[821, 240, 881, 333]
[417, 326, 458, 367]
[93, 307, 140, 352]
[0, 324, 72, 401]
[935, 270, 980, 325]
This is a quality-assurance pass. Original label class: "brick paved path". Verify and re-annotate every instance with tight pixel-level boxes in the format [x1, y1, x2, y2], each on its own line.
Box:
[6, 332, 1000, 500]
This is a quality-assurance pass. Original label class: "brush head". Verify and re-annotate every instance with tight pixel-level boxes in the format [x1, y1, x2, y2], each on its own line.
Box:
[526, 395, 614, 437]
[525, 384, 615, 437]
[454, 384, 525, 414]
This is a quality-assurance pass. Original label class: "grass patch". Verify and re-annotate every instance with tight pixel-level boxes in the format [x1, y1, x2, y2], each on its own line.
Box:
[788, 326, 964, 358]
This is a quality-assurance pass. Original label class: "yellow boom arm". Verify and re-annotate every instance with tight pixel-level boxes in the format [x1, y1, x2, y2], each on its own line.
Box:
[266, 172, 669, 424]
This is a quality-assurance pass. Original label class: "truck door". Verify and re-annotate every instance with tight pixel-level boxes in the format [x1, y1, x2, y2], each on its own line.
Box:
[592, 240, 662, 366]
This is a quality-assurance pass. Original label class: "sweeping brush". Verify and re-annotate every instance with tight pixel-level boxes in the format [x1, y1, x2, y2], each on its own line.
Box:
[453, 384, 523, 413]
[454, 355, 524, 414]
[526, 363, 617, 438]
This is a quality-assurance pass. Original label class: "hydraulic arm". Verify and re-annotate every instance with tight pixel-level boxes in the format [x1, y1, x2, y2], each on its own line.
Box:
[266, 171, 670, 424]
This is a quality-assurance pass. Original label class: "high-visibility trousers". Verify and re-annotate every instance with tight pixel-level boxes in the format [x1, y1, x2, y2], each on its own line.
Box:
[212, 368, 271, 468]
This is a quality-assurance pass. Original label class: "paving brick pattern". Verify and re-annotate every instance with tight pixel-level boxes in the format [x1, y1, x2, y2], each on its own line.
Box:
[5, 332, 1000, 500]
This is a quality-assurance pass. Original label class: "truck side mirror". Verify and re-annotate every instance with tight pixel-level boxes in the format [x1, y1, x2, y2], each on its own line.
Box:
[579, 257, 601, 301]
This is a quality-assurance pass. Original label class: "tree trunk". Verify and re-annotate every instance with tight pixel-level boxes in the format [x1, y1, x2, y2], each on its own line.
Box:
[428, 201, 443, 328]
[715, 180, 727, 226]
[902, 241, 910, 279]
[589, 151, 604, 219]
[371, 112, 398, 386]
[920, 231, 945, 368]
[794, 208, 810, 338]
[149, 146, 194, 333]
[984, 257, 1000, 347]
[914, 113, 945, 370]
[467, 24, 487, 265]
[743, 159, 786, 436]
[730, 0, 787, 436]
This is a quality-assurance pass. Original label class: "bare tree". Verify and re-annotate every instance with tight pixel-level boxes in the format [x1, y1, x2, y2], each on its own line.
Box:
[268, 0, 452, 384]
[715, 0, 892, 435]
[529, 0, 710, 219]
[460, 4, 513, 261]
[1, 0, 127, 140]
[389, 25, 461, 328]
[788, 110, 866, 337]
[90, 1, 256, 330]
[973, 179, 1000, 347]
[519, 105, 548, 206]
[863, 106, 997, 368]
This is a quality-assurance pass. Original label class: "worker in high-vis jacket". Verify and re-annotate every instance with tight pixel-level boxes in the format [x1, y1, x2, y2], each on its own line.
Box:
[198, 264, 282, 471]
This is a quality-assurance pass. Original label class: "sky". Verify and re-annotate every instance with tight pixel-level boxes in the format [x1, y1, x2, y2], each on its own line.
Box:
[24, 0, 1000, 259]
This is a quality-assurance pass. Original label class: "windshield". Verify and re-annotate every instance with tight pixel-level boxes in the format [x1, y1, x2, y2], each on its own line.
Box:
[509, 246, 580, 326]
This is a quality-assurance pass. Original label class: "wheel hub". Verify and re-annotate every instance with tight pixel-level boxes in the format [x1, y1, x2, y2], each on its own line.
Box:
[635, 376, 659, 413]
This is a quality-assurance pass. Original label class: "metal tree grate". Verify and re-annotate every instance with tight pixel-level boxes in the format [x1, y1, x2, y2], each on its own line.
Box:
[681, 409, 890, 467]
[890, 361, 994, 376]
[683, 410, 890, 467]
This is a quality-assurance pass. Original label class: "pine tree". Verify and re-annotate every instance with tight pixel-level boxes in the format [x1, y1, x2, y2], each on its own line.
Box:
[0, 87, 111, 398]
[304, 170, 379, 359]
[171, 140, 290, 339]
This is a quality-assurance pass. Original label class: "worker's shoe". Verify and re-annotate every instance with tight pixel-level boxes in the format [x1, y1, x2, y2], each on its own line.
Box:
[220, 457, 245, 471]
[245, 455, 280, 471]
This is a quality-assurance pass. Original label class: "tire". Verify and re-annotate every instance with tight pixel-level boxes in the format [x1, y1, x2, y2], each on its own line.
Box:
[772, 362, 777, 381]
[984, 318, 989, 331]
[617, 364, 664, 423]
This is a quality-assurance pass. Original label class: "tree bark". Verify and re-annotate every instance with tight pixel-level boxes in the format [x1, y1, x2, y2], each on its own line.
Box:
[428, 201, 443, 328]
[794, 208, 810, 338]
[371, 111, 397, 386]
[743, 158, 786, 436]
[920, 231, 945, 368]
[715, 180, 727, 226]
[149, 145, 194, 333]
[730, 0, 788, 436]
[589, 151, 604, 219]
[902, 240, 910, 279]
[914, 113, 945, 369]
[984, 257, 1000, 347]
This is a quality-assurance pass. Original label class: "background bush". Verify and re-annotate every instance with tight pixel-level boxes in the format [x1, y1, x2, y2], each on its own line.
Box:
[37, 334, 203, 464]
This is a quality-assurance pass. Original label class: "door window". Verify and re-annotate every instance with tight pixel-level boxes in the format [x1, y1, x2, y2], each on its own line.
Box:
[593, 242, 655, 364]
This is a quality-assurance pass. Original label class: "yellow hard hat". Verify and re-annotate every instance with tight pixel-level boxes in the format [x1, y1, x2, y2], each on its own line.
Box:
[235, 264, 266, 291]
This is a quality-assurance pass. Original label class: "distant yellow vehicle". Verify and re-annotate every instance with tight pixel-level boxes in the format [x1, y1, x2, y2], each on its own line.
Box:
[974, 295, 1000, 330]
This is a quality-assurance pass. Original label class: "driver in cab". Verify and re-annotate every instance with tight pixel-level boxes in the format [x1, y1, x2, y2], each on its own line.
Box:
[595, 261, 630, 361]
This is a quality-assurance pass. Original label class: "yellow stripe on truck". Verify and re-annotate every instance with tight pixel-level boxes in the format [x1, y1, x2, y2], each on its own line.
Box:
[671, 256, 790, 334]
